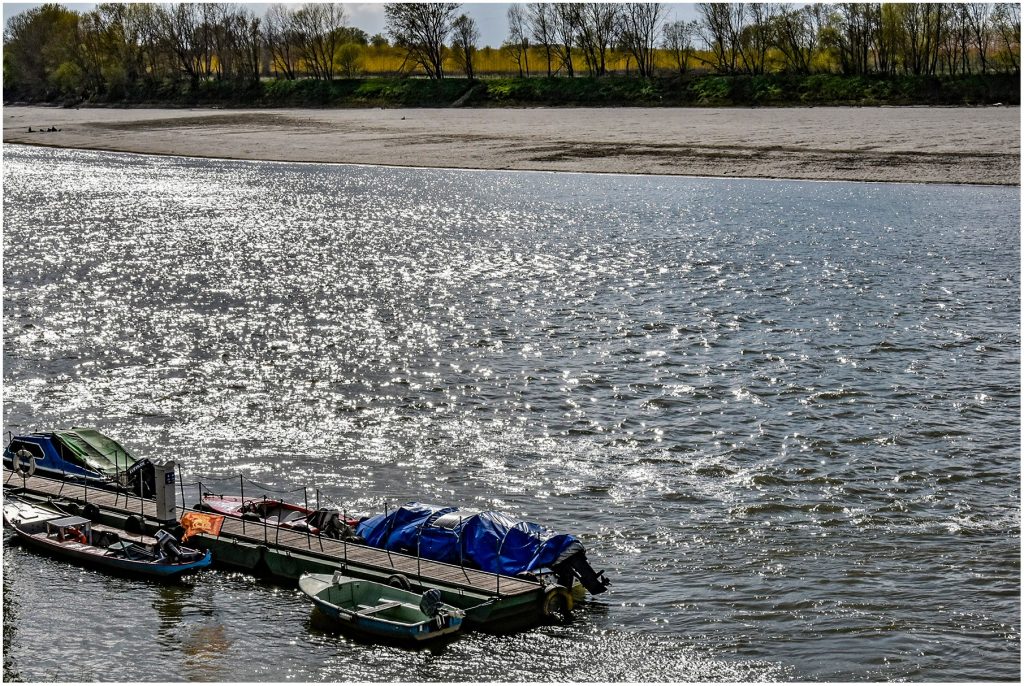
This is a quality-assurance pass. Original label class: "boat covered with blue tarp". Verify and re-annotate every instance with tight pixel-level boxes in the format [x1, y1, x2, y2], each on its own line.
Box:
[356, 502, 609, 595]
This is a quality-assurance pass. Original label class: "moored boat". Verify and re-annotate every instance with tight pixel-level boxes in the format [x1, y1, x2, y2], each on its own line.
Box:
[3, 428, 155, 495]
[197, 493, 361, 540]
[356, 503, 610, 598]
[299, 572, 465, 643]
[3, 498, 211, 578]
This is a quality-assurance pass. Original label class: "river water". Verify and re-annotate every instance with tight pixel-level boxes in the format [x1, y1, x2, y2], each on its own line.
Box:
[2, 145, 1019, 681]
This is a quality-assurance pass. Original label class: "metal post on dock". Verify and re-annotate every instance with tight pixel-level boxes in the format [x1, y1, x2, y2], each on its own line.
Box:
[117, 449, 124, 502]
[383, 500, 394, 567]
[417, 523, 423, 585]
[303, 488, 311, 548]
[314, 489, 324, 551]
[178, 464, 186, 519]
[342, 507, 350, 556]
[239, 476, 245, 535]
[496, 528, 513, 598]
[262, 496, 268, 544]
[274, 495, 282, 546]
[459, 517, 471, 582]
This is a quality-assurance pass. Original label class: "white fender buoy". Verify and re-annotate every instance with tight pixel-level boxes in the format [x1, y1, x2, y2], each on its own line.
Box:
[14, 449, 36, 478]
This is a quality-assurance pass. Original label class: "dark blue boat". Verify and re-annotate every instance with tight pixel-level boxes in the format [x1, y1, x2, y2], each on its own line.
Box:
[3, 428, 155, 495]
[356, 503, 609, 596]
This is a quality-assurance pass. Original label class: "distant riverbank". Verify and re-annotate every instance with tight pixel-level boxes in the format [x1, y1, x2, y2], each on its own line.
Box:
[7, 74, 1019, 109]
[3, 104, 1019, 185]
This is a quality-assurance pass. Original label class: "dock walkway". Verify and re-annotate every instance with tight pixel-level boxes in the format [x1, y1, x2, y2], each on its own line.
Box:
[2, 469, 539, 598]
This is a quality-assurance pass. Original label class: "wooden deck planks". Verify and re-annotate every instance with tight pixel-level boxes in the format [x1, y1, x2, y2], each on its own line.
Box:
[3, 469, 538, 596]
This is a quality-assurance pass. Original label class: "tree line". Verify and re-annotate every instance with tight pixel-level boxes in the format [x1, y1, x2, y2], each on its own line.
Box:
[502, 2, 1020, 77]
[3, 3, 1020, 103]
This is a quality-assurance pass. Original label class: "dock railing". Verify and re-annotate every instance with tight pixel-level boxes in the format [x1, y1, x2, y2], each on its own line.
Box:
[3, 467, 543, 599]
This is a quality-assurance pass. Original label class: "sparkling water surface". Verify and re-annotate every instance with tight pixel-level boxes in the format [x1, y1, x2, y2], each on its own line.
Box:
[2, 145, 1019, 681]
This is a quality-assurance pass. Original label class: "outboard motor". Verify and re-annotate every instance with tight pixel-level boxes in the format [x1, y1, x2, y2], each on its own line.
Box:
[307, 508, 363, 542]
[552, 550, 611, 595]
[155, 529, 183, 562]
[123, 458, 156, 497]
[419, 588, 444, 618]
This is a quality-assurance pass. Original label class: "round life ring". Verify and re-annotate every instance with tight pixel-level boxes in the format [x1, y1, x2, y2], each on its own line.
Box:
[541, 584, 574, 620]
[14, 449, 36, 478]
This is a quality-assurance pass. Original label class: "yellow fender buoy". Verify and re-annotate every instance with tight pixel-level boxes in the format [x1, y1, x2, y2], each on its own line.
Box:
[541, 584, 574, 620]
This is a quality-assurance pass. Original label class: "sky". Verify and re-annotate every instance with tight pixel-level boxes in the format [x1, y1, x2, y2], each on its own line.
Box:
[2, 1, 700, 50]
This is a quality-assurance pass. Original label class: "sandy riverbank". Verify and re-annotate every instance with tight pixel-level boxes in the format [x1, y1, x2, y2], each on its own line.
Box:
[3, 105, 1019, 185]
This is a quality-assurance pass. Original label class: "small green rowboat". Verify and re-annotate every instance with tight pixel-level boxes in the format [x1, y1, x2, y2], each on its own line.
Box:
[299, 572, 465, 643]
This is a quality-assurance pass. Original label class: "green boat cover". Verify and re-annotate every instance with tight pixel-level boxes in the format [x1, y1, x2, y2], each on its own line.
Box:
[53, 428, 140, 475]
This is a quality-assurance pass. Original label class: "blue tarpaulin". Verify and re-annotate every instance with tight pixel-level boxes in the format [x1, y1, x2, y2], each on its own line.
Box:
[356, 502, 584, 577]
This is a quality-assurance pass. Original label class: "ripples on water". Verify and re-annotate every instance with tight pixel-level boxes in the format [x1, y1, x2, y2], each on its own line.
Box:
[2, 146, 1019, 681]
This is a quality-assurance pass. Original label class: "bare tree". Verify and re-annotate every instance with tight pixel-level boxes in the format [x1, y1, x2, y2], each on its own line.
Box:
[577, 2, 619, 76]
[451, 13, 479, 79]
[824, 3, 877, 75]
[897, 3, 945, 75]
[157, 3, 205, 86]
[506, 4, 531, 77]
[528, 3, 557, 76]
[83, 4, 161, 91]
[553, 3, 581, 77]
[619, 3, 665, 78]
[662, 19, 698, 74]
[74, 9, 109, 93]
[292, 2, 347, 80]
[737, 2, 778, 74]
[773, 4, 825, 75]
[224, 6, 262, 83]
[941, 4, 973, 75]
[264, 4, 298, 80]
[965, 3, 994, 73]
[696, 2, 743, 73]
[992, 3, 1021, 73]
[385, 2, 460, 79]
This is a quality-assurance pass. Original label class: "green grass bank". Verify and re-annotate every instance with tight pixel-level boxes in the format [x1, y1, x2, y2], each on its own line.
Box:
[9, 73, 1019, 109]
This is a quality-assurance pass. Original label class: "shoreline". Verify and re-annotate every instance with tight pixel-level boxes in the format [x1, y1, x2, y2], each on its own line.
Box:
[6, 138, 1014, 189]
[4, 105, 1020, 185]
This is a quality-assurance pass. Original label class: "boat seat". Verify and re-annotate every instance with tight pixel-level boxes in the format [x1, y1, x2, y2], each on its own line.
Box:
[357, 600, 402, 615]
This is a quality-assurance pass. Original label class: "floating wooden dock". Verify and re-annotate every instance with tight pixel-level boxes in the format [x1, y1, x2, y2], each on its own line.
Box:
[2, 469, 547, 630]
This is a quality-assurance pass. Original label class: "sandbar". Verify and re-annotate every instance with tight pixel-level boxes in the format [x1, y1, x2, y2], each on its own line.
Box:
[3, 105, 1019, 185]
